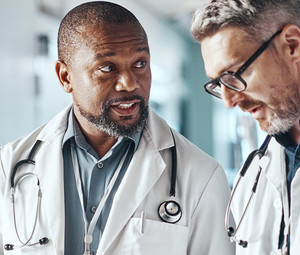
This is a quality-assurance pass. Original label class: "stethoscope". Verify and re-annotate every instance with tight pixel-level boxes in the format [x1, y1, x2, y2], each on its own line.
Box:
[4, 130, 181, 253]
[225, 134, 272, 248]
[158, 130, 182, 224]
[4, 140, 49, 251]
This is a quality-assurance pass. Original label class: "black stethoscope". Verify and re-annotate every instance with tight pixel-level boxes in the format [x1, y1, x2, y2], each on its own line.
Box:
[4, 130, 182, 252]
[5, 140, 49, 251]
[158, 130, 182, 224]
[225, 134, 272, 248]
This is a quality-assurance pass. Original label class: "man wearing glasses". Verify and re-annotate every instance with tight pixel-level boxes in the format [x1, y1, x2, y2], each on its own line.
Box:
[191, 0, 300, 254]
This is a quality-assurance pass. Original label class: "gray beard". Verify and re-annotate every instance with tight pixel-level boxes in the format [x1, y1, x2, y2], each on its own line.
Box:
[78, 95, 149, 138]
[266, 110, 299, 135]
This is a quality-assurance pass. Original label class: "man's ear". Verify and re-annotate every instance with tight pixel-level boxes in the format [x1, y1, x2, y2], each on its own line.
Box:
[55, 60, 72, 93]
[280, 24, 300, 62]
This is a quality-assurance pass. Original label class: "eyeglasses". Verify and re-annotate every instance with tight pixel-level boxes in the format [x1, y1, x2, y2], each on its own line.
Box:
[204, 30, 282, 99]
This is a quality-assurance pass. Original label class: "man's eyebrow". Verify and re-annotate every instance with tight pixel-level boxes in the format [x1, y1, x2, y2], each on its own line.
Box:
[137, 46, 149, 54]
[95, 46, 149, 59]
[95, 52, 116, 59]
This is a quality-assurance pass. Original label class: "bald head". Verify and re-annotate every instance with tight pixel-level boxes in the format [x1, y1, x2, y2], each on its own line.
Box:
[57, 1, 146, 64]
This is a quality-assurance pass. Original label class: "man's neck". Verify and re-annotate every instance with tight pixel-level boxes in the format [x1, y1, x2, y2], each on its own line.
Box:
[73, 111, 118, 158]
[84, 132, 118, 158]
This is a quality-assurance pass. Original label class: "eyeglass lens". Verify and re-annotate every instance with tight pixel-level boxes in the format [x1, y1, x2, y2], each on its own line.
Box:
[220, 73, 245, 91]
[205, 73, 245, 99]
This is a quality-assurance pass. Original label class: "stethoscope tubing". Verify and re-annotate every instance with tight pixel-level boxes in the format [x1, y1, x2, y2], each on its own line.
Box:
[5, 139, 49, 251]
[169, 130, 177, 197]
[10, 140, 42, 188]
[225, 135, 272, 247]
[12, 173, 42, 247]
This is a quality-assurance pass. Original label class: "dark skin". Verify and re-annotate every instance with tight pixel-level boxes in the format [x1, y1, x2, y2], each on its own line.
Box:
[55, 23, 151, 157]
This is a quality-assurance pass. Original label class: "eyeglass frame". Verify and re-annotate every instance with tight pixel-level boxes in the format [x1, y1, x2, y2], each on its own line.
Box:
[204, 30, 282, 99]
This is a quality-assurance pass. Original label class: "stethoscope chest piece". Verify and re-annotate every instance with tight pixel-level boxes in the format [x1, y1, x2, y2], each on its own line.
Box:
[158, 200, 182, 224]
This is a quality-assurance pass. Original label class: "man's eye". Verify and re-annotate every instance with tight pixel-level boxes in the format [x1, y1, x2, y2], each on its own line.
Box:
[134, 60, 147, 68]
[99, 65, 114, 72]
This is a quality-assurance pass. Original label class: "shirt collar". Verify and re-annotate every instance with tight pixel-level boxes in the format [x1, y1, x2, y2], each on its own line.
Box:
[62, 108, 141, 153]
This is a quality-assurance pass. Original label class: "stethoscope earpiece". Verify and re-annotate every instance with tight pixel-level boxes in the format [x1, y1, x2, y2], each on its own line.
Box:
[4, 244, 14, 251]
[158, 200, 182, 224]
[4, 237, 49, 251]
[227, 227, 235, 237]
[39, 237, 49, 245]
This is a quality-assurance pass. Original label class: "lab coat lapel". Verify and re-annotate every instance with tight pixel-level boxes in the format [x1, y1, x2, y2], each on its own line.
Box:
[98, 122, 169, 254]
[34, 107, 70, 254]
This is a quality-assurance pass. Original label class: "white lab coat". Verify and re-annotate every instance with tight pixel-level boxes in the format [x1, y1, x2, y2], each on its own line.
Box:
[231, 137, 300, 255]
[0, 105, 234, 254]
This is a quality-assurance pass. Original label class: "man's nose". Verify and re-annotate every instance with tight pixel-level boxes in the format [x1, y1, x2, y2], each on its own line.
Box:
[221, 84, 245, 108]
[115, 72, 140, 92]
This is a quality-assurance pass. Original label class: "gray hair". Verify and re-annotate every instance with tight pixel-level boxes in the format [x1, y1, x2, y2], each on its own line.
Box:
[191, 0, 300, 43]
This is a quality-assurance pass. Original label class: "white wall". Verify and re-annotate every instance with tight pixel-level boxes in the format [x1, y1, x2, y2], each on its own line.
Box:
[0, 0, 72, 145]
[0, 0, 36, 145]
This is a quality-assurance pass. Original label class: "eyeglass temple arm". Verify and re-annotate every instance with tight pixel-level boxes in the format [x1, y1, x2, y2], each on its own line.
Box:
[236, 30, 282, 76]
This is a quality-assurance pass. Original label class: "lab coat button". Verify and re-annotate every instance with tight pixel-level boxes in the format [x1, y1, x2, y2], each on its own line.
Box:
[97, 162, 103, 169]
[91, 206, 97, 213]
[273, 198, 281, 209]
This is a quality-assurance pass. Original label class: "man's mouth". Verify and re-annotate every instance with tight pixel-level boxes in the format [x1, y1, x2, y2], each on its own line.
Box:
[248, 106, 259, 114]
[111, 100, 140, 116]
[243, 105, 265, 119]
[118, 103, 135, 109]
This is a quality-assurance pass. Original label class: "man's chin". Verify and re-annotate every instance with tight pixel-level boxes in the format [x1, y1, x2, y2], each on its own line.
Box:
[101, 111, 148, 138]
[101, 122, 143, 138]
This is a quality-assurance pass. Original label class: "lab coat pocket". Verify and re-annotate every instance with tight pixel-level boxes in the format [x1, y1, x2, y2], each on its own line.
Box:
[121, 217, 189, 255]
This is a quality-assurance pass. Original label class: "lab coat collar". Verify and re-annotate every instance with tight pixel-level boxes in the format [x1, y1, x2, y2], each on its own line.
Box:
[144, 109, 175, 150]
[37, 105, 72, 143]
